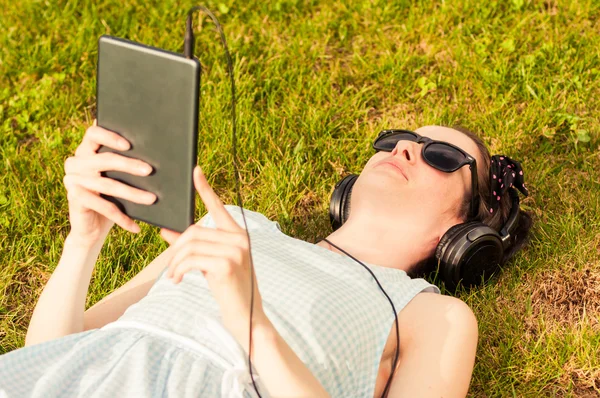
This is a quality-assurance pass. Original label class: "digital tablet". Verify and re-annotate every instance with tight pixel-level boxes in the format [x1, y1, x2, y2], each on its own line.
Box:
[96, 35, 201, 233]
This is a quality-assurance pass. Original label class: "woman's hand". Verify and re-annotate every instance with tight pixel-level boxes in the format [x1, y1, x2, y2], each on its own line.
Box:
[63, 120, 157, 246]
[160, 167, 331, 397]
[160, 166, 267, 349]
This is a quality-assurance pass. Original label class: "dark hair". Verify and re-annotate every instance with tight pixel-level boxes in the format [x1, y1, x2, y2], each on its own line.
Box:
[407, 126, 534, 281]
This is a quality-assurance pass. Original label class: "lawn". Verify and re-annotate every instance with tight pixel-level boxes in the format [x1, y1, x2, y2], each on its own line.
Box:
[1, 0, 599, 396]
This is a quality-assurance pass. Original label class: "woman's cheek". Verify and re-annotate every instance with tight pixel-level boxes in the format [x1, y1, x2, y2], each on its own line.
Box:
[423, 170, 459, 203]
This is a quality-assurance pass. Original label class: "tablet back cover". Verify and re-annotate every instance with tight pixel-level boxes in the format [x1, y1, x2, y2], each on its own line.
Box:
[96, 35, 200, 233]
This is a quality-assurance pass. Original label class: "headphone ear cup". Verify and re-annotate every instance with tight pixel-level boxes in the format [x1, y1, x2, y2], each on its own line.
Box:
[329, 174, 358, 231]
[434, 223, 472, 286]
[435, 223, 471, 260]
[435, 222, 504, 291]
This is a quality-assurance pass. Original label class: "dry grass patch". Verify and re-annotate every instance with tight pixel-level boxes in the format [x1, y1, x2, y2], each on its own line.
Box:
[524, 262, 600, 333]
[503, 261, 600, 396]
[560, 354, 600, 397]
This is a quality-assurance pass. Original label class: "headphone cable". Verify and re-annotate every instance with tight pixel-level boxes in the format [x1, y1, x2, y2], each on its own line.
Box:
[322, 238, 399, 398]
[183, 6, 263, 397]
[183, 7, 397, 398]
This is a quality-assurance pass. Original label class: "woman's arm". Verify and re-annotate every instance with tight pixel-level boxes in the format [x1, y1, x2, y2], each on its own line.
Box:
[248, 317, 329, 397]
[389, 294, 478, 397]
[83, 243, 176, 330]
[25, 235, 103, 347]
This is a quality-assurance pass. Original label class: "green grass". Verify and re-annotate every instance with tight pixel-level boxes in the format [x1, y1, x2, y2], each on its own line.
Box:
[1, 0, 599, 396]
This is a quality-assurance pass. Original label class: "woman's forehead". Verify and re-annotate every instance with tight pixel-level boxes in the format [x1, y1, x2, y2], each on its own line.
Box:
[415, 125, 479, 159]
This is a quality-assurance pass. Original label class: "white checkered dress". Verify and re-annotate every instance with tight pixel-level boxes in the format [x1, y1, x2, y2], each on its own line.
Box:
[0, 206, 439, 397]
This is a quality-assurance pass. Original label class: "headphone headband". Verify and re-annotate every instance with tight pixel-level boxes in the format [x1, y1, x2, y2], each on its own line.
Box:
[330, 175, 520, 238]
[328, 174, 524, 291]
[499, 188, 520, 250]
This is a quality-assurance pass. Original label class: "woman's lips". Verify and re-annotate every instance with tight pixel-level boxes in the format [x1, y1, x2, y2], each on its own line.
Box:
[376, 161, 408, 180]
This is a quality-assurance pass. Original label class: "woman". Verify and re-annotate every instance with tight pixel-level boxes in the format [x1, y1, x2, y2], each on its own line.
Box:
[0, 123, 531, 397]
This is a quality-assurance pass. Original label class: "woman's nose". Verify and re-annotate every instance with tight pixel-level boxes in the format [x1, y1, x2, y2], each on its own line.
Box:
[391, 140, 418, 164]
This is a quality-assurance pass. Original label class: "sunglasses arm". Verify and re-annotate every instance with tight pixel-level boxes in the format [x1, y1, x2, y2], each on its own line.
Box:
[469, 161, 479, 219]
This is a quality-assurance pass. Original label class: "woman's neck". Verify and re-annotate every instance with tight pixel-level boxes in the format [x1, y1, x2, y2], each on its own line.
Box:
[314, 221, 432, 272]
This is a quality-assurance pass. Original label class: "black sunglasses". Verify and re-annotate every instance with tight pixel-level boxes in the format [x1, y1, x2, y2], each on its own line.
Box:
[373, 129, 480, 219]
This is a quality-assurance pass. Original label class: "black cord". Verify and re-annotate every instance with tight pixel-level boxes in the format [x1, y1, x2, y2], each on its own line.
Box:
[323, 238, 399, 398]
[183, 6, 263, 397]
[184, 7, 397, 397]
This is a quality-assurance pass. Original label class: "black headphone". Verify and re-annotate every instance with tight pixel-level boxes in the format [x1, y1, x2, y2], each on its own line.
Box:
[328, 174, 521, 291]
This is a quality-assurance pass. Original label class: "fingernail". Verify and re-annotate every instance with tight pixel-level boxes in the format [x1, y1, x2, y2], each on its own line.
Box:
[119, 140, 130, 150]
[140, 165, 152, 174]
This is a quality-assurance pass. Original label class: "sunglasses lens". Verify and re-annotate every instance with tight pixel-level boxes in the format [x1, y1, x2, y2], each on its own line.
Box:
[424, 143, 465, 171]
[374, 132, 418, 151]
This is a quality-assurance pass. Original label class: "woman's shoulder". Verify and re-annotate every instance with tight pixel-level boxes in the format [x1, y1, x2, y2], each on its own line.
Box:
[399, 292, 478, 343]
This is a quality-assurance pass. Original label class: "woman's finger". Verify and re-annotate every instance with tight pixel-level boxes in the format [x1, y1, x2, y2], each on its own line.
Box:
[75, 125, 131, 156]
[167, 240, 243, 277]
[169, 254, 225, 284]
[168, 226, 247, 254]
[63, 174, 157, 205]
[65, 152, 153, 177]
[64, 183, 141, 233]
[160, 228, 181, 245]
[193, 167, 241, 232]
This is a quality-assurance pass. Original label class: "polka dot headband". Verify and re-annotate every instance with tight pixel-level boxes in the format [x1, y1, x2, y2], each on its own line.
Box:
[489, 155, 529, 214]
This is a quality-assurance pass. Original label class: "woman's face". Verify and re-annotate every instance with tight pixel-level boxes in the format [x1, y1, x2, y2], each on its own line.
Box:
[350, 126, 484, 239]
